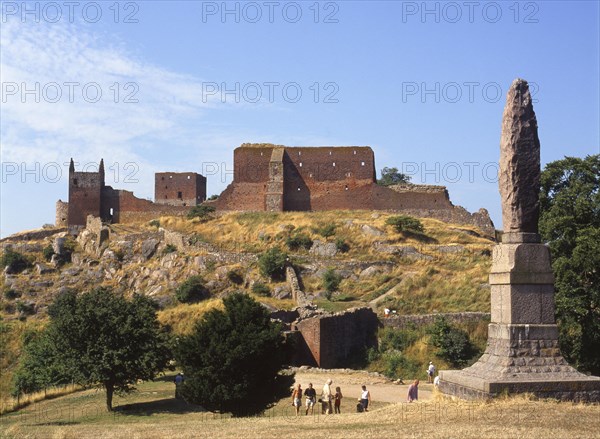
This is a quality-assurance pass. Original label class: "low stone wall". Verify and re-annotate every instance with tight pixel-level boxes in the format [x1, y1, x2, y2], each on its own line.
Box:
[286, 266, 311, 306]
[382, 312, 490, 330]
[0, 227, 68, 243]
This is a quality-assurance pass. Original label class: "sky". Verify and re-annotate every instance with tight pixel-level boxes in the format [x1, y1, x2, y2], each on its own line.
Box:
[1, 0, 599, 237]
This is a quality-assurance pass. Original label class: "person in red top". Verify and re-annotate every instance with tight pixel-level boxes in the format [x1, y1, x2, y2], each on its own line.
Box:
[334, 386, 343, 413]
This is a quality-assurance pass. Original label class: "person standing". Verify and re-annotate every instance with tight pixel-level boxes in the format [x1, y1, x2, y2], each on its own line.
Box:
[322, 379, 333, 414]
[427, 362, 435, 384]
[304, 383, 317, 415]
[291, 383, 303, 416]
[359, 385, 371, 412]
[407, 379, 419, 402]
[174, 372, 184, 399]
[334, 386, 343, 414]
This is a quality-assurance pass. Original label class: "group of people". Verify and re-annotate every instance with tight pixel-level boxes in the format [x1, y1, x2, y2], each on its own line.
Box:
[290, 380, 371, 415]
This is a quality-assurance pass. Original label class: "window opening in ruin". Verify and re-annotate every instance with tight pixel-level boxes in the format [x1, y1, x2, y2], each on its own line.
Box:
[299, 163, 302, 167]
[187, 176, 191, 179]
[353, 150, 356, 154]
[73, 179, 78, 186]
[345, 185, 348, 191]
[177, 191, 183, 199]
[297, 187, 301, 191]
[332, 162, 336, 167]
[162, 177, 164, 180]
[169, 175, 173, 179]
[110, 208, 113, 215]
[361, 162, 365, 166]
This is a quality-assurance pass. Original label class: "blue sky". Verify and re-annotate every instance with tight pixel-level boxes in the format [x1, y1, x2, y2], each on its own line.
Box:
[1, 1, 599, 237]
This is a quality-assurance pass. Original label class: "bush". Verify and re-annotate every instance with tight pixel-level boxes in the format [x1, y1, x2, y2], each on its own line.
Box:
[385, 215, 424, 234]
[378, 326, 419, 352]
[335, 238, 350, 253]
[187, 205, 216, 221]
[258, 248, 288, 280]
[3, 289, 20, 300]
[227, 270, 244, 285]
[285, 233, 313, 251]
[162, 244, 177, 255]
[312, 224, 336, 238]
[176, 293, 293, 416]
[0, 248, 31, 274]
[427, 316, 476, 367]
[251, 282, 270, 297]
[322, 268, 342, 297]
[42, 245, 55, 262]
[16, 301, 35, 315]
[382, 351, 420, 380]
[149, 219, 160, 228]
[176, 276, 209, 303]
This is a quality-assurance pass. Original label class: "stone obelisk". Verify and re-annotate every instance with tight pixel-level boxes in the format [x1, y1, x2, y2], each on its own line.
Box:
[439, 79, 600, 401]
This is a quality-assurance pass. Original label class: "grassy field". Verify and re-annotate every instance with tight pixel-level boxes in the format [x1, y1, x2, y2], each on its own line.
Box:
[1, 372, 598, 439]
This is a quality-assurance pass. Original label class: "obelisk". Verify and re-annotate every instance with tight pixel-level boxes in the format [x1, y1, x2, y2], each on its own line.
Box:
[439, 79, 600, 401]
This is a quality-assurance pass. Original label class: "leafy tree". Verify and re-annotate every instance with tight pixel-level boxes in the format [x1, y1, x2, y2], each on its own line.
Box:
[258, 248, 288, 280]
[176, 275, 210, 303]
[539, 155, 600, 374]
[24, 288, 172, 411]
[187, 204, 216, 220]
[377, 167, 411, 186]
[385, 215, 424, 234]
[427, 316, 476, 367]
[176, 293, 293, 416]
[322, 268, 342, 298]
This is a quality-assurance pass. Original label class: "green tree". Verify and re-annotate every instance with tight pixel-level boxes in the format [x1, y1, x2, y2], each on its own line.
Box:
[427, 316, 476, 367]
[258, 248, 288, 280]
[24, 288, 172, 411]
[377, 167, 411, 186]
[0, 248, 31, 274]
[539, 155, 600, 374]
[176, 293, 293, 416]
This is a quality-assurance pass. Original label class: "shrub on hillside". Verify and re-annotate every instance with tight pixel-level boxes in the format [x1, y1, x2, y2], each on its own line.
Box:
[285, 233, 313, 251]
[3, 289, 20, 300]
[42, 245, 55, 262]
[251, 282, 270, 297]
[385, 215, 424, 234]
[176, 276, 210, 303]
[322, 268, 342, 299]
[258, 248, 288, 280]
[378, 326, 419, 352]
[335, 238, 350, 253]
[187, 205, 216, 221]
[312, 223, 336, 238]
[227, 270, 244, 285]
[0, 249, 31, 274]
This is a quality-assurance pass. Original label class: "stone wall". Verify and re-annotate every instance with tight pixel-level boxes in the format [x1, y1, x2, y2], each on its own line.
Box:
[68, 170, 103, 226]
[382, 312, 490, 330]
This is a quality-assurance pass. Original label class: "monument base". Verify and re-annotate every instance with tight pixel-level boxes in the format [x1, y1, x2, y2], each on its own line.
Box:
[439, 323, 600, 402]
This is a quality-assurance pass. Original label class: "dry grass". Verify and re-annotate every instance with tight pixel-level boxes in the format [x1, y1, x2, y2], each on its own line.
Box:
[157, 299, 224, 335]
[0, 384, 81, 415]
[1, 374, 598, 439]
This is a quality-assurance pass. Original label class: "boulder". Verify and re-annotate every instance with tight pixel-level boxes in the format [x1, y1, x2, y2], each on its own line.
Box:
[35, 263, 55, 275]
[141, 238, 160, 260]
[272, 285, 292, 299]
[361, 224, 384, 237]
[53, 237, 66, 255]
[309, 240, 338, 258]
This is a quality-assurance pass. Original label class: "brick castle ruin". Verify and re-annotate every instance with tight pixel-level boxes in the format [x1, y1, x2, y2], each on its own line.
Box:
[57, 145, 494, 235]
[56, 159, 206, 227]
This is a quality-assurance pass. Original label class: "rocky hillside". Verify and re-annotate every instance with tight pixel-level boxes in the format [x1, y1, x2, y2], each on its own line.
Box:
[1, 210, 495, 400]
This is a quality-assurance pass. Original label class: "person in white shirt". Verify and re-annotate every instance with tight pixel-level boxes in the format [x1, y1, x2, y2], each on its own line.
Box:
[359, 385, 371, 412]
[427, 361, 435, 383]
[322, 379, 333, 414]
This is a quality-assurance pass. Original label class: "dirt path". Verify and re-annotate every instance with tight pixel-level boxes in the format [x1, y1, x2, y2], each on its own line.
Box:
[291, 369, 433, 404]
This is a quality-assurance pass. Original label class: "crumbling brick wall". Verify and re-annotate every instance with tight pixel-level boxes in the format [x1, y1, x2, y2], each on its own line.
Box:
[294, 308, 379, 368]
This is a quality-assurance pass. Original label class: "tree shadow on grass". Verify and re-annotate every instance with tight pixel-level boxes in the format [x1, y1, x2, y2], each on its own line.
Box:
[402, 231, 438, 244]
[116, 398, 206, 416]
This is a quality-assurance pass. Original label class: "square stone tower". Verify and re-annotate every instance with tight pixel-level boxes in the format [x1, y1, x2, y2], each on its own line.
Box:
[439, 79, 600, 401]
